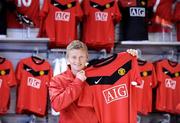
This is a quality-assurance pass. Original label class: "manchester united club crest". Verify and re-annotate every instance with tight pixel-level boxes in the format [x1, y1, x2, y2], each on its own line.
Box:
[0, 70, 5, 76]
[39, 70, 44, 76]
[67, 3, 72, 8]
[106, 3, 110, 8]
[175, 72, 179, 77]
[142, 71, 148, 77]
[118, 68, 126, 76]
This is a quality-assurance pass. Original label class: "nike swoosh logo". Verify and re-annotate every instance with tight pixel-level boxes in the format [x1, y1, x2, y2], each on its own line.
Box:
[54, 3, 58, 6]
[164, 71, 168, 74]
[93, 5, 98, 8]
[94, 77, 102, 84]
[26, 68, 32, 71]
[22, 17, 30, 23]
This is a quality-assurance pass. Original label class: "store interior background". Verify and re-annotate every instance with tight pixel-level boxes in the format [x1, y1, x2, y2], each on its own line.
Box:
[0, 0, 180, 123]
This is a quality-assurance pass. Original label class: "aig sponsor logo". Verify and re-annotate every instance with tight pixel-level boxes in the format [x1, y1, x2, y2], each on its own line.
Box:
[55, 11, 70, 21]
[130, 7, 145, 17]
[0, 79, 2, 88]
[95, 12, 108, 21]
[27, 77, 41, 89]
[103, 84, 128, 104]
[165, 78, 176, 90]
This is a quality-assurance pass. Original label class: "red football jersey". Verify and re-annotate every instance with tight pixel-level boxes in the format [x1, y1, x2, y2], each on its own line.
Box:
[173, 2, 180, 41]
[136, 60, 157, 115]
[148, 16, 171, 33]
[119, 0, 149, 41]
[0, 58, 16, 114]
[81, 0, 121, 52]
[38, 0, 83, 48]
[7, 0, 40, 28]
[78, 52, 142, 123]
[154, 0, 173, 21]
[155, 59, 180, 113]
[16, 56, 52, 116]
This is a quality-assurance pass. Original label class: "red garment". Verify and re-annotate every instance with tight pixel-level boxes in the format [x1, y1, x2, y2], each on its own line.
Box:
[119, 0, 154, 7]
[136, 60, 157, 115]
[39, 0, 83, 48]
[0, 58, 16, 114]
[49, 67, 99, 123]
[148, 20, 171, 32]
[176, 23, 180, 41]
[16, 56, 52, 116]
[155, 59, 180, 113]
[148, 0, 173, 32]
[173, 2, 180, 41]
[154, 0, 173, 22]
[81, 0, 121, 52]
[148, 0, 156, 7]
[173, 2, 180, 21]
[78, 52, 142, 123]
[176, 103, 180, 114]
[7, 0, 40, 28]
[119, 0, 136, 7]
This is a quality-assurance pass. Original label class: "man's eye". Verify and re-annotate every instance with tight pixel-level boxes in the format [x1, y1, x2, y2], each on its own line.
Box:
[72, 56, 76, 59]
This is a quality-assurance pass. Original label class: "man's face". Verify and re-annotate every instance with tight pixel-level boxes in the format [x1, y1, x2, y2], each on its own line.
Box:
[67, 49, 88, 74]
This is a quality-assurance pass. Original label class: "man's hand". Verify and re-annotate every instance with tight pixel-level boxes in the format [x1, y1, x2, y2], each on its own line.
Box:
[126, 49, 138, 57]
[76, 70, 87, 82]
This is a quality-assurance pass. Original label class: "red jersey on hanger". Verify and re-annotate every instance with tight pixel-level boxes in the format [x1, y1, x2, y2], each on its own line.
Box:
[136, 60, 157, 115]
[7, 0, 40, 28]
[81, 0, 121, 52]
[78, 52, 142, 123]
[0, 58, 16, 114]
[119, 0, 149, 41]
[154, 0, 173, 22]
[155, 59, 180, 113]
[16, 56, 52, 116]
[38, 0, 83, 48]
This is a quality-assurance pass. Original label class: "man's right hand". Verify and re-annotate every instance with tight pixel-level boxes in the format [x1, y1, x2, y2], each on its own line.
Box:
[76, 70, 87, 82]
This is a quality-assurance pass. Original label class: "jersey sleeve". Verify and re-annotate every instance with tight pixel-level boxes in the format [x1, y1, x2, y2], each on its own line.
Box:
[154, 0, 173, 21]
[155, 61, 163, 83]
[7, 61, 17, 87]
[78, 82, 93, 107]
[38, 0, 50, 37]
[131, 57, 142, 85]
[47, 62, 53, 86]
[81, 0, 89, 16]
[113, 1, 121, 23]
[49, 74, 86, 112]
[173, 2, 180, 22]
[16, 60, 23, 85]
[39, 0, 49, 18]
[75, 0, 83, 21]
[151, 64, 157, 88]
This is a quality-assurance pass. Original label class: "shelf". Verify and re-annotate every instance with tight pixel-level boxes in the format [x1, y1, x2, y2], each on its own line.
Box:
[0, 37, 49, 43]
[114, 41, 180, 54]
[0, 38, 49, 52]
[119, 41, 180, 46]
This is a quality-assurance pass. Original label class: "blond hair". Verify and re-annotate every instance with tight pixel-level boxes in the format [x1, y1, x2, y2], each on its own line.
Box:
[66, 40, 88, 58]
